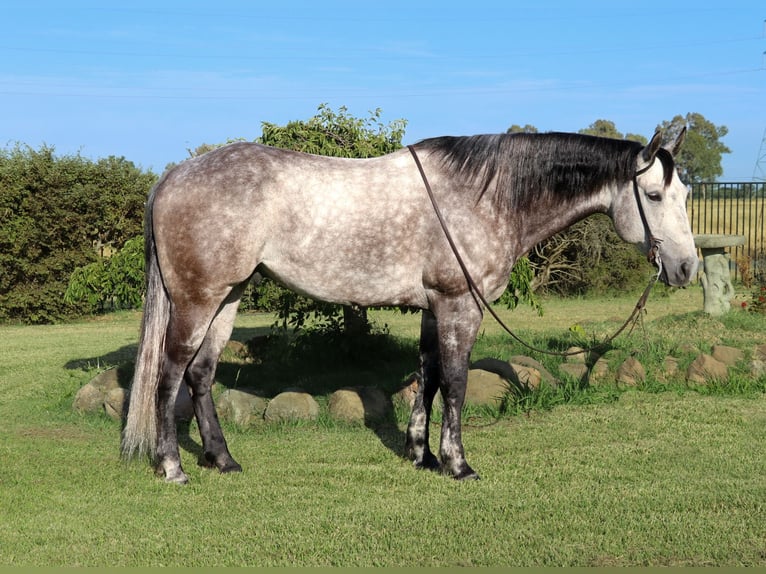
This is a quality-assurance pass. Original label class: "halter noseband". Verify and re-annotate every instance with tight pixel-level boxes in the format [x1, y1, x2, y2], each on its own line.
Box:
[633, 158, 663, 278]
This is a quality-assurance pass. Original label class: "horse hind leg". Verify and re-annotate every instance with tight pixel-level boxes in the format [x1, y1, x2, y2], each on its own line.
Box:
[405, 310, 441, 472]
[155, 299, 227, 484]
[184, 291, 244, 474]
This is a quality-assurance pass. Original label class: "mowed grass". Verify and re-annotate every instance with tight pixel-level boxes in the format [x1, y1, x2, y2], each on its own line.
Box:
[1, 287, 765, 566]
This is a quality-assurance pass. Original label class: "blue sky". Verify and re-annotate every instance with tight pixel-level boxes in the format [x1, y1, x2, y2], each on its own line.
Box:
[1, 1, 764, 179]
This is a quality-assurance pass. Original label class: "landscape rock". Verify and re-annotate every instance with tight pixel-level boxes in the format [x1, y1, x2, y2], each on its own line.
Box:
[217, 388, 267, 427]
[73, 365, 193, 421]
[508, 355, 557, 386]
[471, 358, 543, 390]
[590, 358, 610, 382]
[264, 390, 319, 422]
[662, 356, 680, 379]
[393, 375, 419, 408]
[72, 367, 122, 414]
[617, 357, 645, 386]
[223, 340, 250, 360]
[686, 354, 728, 384]
[711, 345, 744, 366]
[328, 386, 391, 423]
[104, 387, 128, 421]
[465, 369, 509, 406]
[72, 383, 106, 414]
[559, 363, 588, 383]
[565, 346, 588, 364]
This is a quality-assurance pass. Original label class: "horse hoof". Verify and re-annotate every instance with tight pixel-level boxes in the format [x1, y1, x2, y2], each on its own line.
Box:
[219, 460, 243, 474]
[164, 469, 190, 485]
[413, 454, 441, 472]
[453, 467, 481, 481]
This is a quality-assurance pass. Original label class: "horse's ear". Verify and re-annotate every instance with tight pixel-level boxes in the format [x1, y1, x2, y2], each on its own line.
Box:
[641, 130, 663, 162]
[665, 126, 686, 157]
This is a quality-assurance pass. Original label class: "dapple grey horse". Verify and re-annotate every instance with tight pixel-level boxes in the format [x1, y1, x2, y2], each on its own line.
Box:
[123, 128, 697, 484]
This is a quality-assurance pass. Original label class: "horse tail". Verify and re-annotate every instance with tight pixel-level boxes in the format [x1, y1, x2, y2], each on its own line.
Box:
[121, 190, 169, 461]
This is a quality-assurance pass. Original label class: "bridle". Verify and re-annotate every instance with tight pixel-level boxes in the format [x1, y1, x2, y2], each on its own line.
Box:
[407, 144, 665, 357]
[633, 158, 663, 279]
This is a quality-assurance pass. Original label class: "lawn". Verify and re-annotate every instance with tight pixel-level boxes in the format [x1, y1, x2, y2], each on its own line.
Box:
[0, 286, 764, 566]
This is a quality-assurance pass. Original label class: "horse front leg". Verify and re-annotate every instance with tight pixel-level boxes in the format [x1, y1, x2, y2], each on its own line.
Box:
[406, 310, 441, 471]
[434, 297, 483, 480]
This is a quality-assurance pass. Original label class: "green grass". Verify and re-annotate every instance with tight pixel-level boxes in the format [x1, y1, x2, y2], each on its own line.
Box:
[1, 287, 765, 566]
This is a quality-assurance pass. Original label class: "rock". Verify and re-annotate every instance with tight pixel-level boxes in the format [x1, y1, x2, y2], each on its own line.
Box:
[686, 354, 728, 384]
[73, 382, 105, 414]
[750, 360, 765, 379]
[73, 367, 123, 414]
[465, 369, 509, 406]
[224, 340, 250, 359]
[264, 390, 319, 422]
[663, 356, 679, 379]
[89, 368, 122, 393]
[104, 387, 128, 421]
[328, 387, 391, 423]
[559, 363, 588, 383]
[510, 364, 542, 390]
[565, 346, 587, 364]
[711, 345, 743, 366]
[508, 355, 557, 386]
[470, 358, 543, 391]
[471, 358, 517, 381]
[217, 388, 267, 427]
[590, 358, 610, 382]
[393, 375, 419, 408]
[617, 357, 645, 386]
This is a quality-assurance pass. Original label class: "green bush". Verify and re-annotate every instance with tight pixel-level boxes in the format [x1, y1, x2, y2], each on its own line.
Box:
[0, 144, 155, 323]
[65, 236, 145, 311]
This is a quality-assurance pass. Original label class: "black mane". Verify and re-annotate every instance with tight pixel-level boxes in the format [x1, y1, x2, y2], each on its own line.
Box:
[415, 132, 671, 210]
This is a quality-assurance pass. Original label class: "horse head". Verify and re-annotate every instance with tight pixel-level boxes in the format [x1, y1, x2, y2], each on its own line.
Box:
[610, 128, 698, 287]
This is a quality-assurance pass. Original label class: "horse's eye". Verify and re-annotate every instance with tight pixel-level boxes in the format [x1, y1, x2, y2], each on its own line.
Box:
[646, 191, 662, 202]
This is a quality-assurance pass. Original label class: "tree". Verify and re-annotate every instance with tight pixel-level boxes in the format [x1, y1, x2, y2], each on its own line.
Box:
[579, 119, 648, 145]
[657, 113, 730, 183]
[506, 124, 538, 134]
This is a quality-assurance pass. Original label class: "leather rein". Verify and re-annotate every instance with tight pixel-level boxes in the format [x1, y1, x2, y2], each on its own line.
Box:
[407, 144, 663, 357]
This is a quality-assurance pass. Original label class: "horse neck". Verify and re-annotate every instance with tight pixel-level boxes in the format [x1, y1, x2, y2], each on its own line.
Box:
[512, 184, 615, 254]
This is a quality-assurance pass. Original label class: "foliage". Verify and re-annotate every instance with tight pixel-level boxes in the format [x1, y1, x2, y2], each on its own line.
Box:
[0, 144, 155, 323]
[498, 256, 543, 315]
[529, 215, 650, 296]
[578, 119, 647, 144]
[260, 103, 407, 158]
[657, 112, 730, 183]
[506, 124, 538, 134]
[743, 282, 766, 314]
[65, 236, 145, 311]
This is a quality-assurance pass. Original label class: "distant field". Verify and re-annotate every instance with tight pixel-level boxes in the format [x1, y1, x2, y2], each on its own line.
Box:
[688, 197, 766, 279]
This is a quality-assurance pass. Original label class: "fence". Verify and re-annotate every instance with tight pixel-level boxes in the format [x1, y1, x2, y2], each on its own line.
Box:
[687, 181, 766, 283]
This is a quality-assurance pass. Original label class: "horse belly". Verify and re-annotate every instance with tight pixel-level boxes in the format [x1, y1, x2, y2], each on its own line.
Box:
[260, 235, 429, 308]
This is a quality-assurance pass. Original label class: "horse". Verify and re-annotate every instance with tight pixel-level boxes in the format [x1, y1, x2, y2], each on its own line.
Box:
[122, 127, 697, 484]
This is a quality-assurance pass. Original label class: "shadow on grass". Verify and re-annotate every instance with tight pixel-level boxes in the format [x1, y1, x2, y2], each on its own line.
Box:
[64, 325, 419, 463]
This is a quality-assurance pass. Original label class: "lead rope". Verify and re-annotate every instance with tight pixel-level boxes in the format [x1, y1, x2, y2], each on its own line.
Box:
[407, 144, 661, 357]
